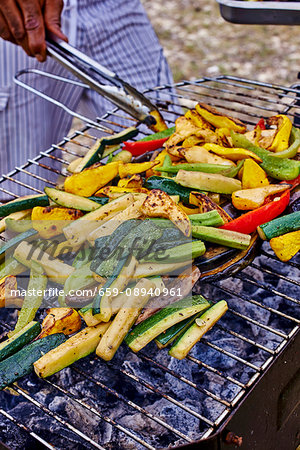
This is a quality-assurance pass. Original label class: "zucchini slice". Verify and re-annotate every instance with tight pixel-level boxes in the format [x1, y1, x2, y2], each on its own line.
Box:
[257, 211, 300, 240]
[134, 260, 189, 278]
[74, 127, 138, 172]
[5, 218, 32, 233]
[155, 313, 202, 349]
[189, 211, 224, 227]
[0, 210, 32, 233]
[169, 300, 228, 359]
[141, 240, 206, 264]
[125, 295, 211, 352]
[45, 187, 102, 212]
[0, 195, 49, 218]
[192, 226, 251, 250]
[0, 333, 66, 389]
[0, 321, 41, 362]
[0, 229, 37, 261]
[34, 323, 110, 378]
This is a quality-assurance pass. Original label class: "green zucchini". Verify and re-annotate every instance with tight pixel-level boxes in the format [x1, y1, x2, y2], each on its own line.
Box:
[192, 226, 251, 250]
[34, 323, 110, 378]
[0, 257, 26, 279]
[9, 262, 47, 337]
[58, 262, 95, 307]
[0, 195, 49, 218]
[0, 321, 41, 362]
[72, 247, 92, 269]
[169, 300, 228, 359]
[92, 255, 137, 322]
[134, 260, 189, 278]
[0, 210, 32, 233]
[45, 187, 101, 212]
[88, 196, 109, 206]
[141, 240, 206, 263]
[257, 211, 300, 240]
[176, 170, 241, 195]
[0, 229, 37, 261]
[125, 295, 211, 352]
[0, 333, 67, 389]
[155, 313, 204, 349]
[138, 127, 175, 141]
[145, 176, 203, 204]
[189, 211, 224, 227]
[75, 127, 138, 172]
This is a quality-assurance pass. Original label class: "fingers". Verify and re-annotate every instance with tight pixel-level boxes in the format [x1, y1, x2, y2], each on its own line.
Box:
[44, 0, 67, 42]
[0, 9, 16, 42]
[0, 0, 26, 44]
[17, 0, 46, 61]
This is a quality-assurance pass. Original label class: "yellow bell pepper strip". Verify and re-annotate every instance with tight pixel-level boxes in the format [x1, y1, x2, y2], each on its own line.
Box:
[185, 109, 213, 129]
[271, 127, 300, 159]
[118, 174, 143, 188]
[270, 230, 300, 262]
[95, 186, 148, 199]
[195, 103, 247, 133]
[267, 115, 292, 152]
[118, 160, 159, 178]
[64, 161, 119, 196]
[242, 159, 269, 189]
[179, 203, 200, 215]
[203, 143, 262, 163]
[221, 190, 290, 234]
[156, 154, 244, 178]
[232, 184, 290, 211]
[148, 110, 168, 132]
[231, 131, 300, 180]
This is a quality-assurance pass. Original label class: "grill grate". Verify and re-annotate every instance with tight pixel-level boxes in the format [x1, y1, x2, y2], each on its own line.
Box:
[0, 76, 299, 449]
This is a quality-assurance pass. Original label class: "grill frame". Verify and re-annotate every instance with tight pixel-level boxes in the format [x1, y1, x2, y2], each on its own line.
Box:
[0, 76, 299, 449]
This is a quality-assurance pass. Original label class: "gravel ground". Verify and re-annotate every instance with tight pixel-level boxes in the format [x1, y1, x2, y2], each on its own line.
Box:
[141, 0, 300, 87]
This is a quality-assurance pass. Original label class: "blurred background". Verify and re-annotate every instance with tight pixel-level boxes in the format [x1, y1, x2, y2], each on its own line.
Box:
[142, 0, 300, 86]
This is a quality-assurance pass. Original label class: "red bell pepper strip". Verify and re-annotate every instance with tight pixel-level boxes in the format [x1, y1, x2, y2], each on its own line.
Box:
[123, 137, 168, 156]
[255, 118, 266, 130]
[220, 190, 290, 234]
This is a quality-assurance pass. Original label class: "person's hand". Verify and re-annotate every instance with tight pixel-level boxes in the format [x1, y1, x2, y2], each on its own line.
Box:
[0, 0, 67, 62]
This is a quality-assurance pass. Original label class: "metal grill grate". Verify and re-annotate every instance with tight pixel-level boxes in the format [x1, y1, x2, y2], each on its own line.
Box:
[0, 76, 299, 449]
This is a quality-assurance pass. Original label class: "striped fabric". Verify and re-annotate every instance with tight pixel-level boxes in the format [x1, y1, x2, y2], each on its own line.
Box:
[0, 0, 174, 193]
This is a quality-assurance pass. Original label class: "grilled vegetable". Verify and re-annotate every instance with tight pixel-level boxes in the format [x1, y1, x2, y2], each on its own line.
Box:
[134, 260, 189, 278]
[231, 132, 300, 180]
[145, 176, 202, 204]
[73, 127, 138, 172]
[0, 333, 67, 389]
[45, 187, 102, 211]
[14, 241, 74, 284]
[118, 174, 144, 189]
[195, 103, 247, 133]
[125, 295, 211, 352]
[0, 210, 32, 233]
[0, 257, 26, 280]
[34, 323, 110, 378]
[241, 159, 269, 189]
[203, 143, 261, 163]
[189, 211, 224, 227]
[155, 313, 201, 349]
[141, 189, 191, 237]
[38, 308, 82, 339]
[0, 228, 37, 262]
[0, 275, 18, 308]
[123, 137, 169, 156]
[270, 230, 300, 262]
[157, 154, 243, 178]
[119, 161, 159, 178]
[267, 115, 292, 152]
[232, 184, 290, 211]
[31, 206, 84, 238]
[176, 169, 241, 194]
[271, 127, 300, 159]
[63, 193, 134, 246]
[192, 226, 251, 250]
[9, 262, 47, 338]
[258, 211, 300, 240]
[58, 262, 95, 307]
[221, 190, 290, 234]
[179, 146, 235, 166]
[189, 192, 232, 223]
[5, 218, 32, 233]
[111, 150, 132, 163]
[92, 256, 138, 322]
[64, 161, 120, 196]
[169, 301, 228, 359]
[0, 321, 41, 362]
[95, 186, 148, 199]
[0, 195, 49, 218]
[96, 278, 155, 360]
[141, 240, 206, 263]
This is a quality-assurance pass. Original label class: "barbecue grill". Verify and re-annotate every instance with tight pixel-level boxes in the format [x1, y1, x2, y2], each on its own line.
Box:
[0, 76, 299, 450]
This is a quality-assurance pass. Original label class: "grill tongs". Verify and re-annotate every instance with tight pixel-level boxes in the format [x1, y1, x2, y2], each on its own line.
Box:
[14, 37, 165, 131]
